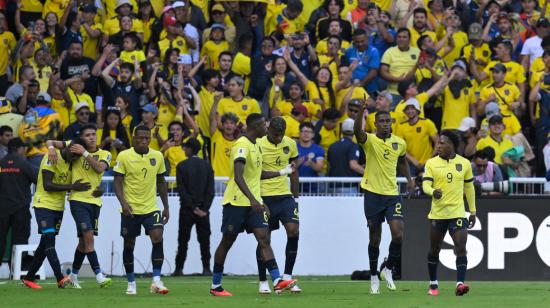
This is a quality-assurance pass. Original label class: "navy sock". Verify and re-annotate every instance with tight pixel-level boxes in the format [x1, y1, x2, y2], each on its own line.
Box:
[25, 240, 46, 281]
[368, 244, 379, 275]
[428, 254, 439, 282]
[284, 237, 298, 276]
[123, 243, 135, 282]
[386, 241, 402, 270]
[152, 241, 164, 277]
[86, 251, 101, 275]
[256, 245, 267, 281]
[42, 234, 63, 281]
[212, 263, 224, 285]
[264, 259, 281, 283]
[72, 249, 86, 274]
[456, 256, 467, 283]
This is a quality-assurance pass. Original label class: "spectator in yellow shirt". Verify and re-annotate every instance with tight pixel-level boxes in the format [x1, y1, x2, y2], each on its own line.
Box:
[476, 115, 514, 166]
[119, 32, 146, 65]
[400, 7, 437, 48]
[477, 63, 522, 118]
[200, 24, 230, 70]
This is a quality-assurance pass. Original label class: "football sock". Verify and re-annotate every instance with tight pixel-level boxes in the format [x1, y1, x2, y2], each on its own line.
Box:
[123, 243, 135, 282]
[386, 241, 402, 270]
[368, 244, 379, 275]
[72, 249, 86, 275]
[256, 245, 267, 281]
[427, 253, 439, 282]
[43, 234, 63, 281]
[24, 240, 46, 281]
[456, 256, 467, 283]
[86, 251, 101, 275]
[264, 259, 281, 284]
[284, 236, 298, 276]
[152, 241, 164, 281]
[212, 263, 224, 287]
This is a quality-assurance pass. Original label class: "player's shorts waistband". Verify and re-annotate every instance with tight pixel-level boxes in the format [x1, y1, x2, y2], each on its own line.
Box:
[364, 190, 400, 198]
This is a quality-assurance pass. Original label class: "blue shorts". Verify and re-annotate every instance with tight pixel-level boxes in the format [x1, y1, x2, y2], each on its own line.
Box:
[263, 195, 299, 231]
[221, 204, 268, 234]
[363, 190, 403, 226]
[121, 211, 163, 238]
[431, 218, 468, 235]
[69, 200, 100, 237]
[34, 208, 63, 235]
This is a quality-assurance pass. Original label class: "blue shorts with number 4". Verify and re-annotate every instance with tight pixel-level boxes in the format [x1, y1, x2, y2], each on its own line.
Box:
[70, 200, 100, 237]
[121, 210, 164, 238]
[221, 204, 269, 234]
[363, 190, 403, 226]
[431, 218, 468, 235]
[34, 208, 64, 235]
[263, 195, 299, 231]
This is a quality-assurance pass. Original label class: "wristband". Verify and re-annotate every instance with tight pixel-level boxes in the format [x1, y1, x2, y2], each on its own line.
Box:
[83, 150, 90, 158]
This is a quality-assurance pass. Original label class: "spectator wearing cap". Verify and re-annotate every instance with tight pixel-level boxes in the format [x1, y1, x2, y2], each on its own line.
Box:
[137, 0, 157, 44]
[104, 0, 138, 19]
[0, 125, 13, 159]
[395, 98, 438, 176]
[63, 101, 90, 140]
[462, 23, 492, 74]
[365, 90, 398, 133]
[441, 60, 477, 131]
[5, 65, 36, 114]
[400, 7, 438, 49]
[174, 137, 214, 277]
[272, 80, 322, 122]
[457, 117, 477, 158]
[157, 15, 190, 62]
[103, 0, 144, 38]
[343, 98, 363, 122]
[172, 1, 200, 62]
[327, 118, 363, 182]
[0, 12, 16, 95]
[480, 102, 522, 139]
[343, 28, 380, 94]
[0, 137, 38, 266]
[202, 4, 236, 50]
[283, 103, 308, 139]
[79, 4, 102, 60]
[477, 62, 523, 119]
[0, 99, 23, 138]
[140, 103, 166, 151]
[209, 111, 239, 177]
[200, 23, 230, 70]
[30, 48, 55, 96]
[521, 18, 550, 70]
[476, 115, 514, 166]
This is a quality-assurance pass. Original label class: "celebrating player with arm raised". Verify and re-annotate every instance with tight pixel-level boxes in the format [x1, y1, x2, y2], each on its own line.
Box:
[422, 131, 476, 296]
[113, 125, 170, 295]
[354, 100, 415, 294]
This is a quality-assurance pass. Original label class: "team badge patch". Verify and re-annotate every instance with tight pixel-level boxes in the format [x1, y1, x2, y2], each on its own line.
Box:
[456, 164, 462, 171]
[483, 50, 489, 57]
[411, 54, 417, 60]
[242, 104, 248, 110]
[283, 146, 290, 154]
[463, 89, 469, 95]
[504, 89, 510, 95]
[392, 142, 398, 150]
[150, 158, 156, 166]
[3, 38, 7, 45]
[177, 41, 183, 46]
[416, 127, 422, 133]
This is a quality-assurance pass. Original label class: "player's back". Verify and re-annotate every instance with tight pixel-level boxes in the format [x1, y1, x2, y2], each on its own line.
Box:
[33, 150, 71, 211]
[258, 136, 298, 197]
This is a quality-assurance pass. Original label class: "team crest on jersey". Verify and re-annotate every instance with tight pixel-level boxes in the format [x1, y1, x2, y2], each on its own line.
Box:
[283, 146, 289, 154]
[177, 41, 183, 46]
[150, 158, 156, 166]
[416, 127, 421, 133]
[504, 89, 510, 95]
[392, 142, 398, 150]
[456, 164, 462, 171]
[242, 104, 248, 110]
[482, 50, 489, 57]
[411, 54, 417, 60]
[2, 38, 7, 45]
[463, 89, 469, 95]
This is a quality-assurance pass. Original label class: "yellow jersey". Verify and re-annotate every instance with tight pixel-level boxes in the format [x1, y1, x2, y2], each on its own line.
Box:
[96, 129, 121, 167]
[68, 88, 95, 118]
[20, 0, 43, 13]
[315, 39, 351, 55]
[120, 50, 146, 64]
[81, 23, 103, 60]
[441, 85, 476, 130]
[42, 0, 69, 20]
[157, 102, 176, 127]
[381, 46, 420, 94]
[360, 133, 407, 196]
[409, 28, 437, 48]
[482, 61, 526, 87]
[395, 118, 438, 165]
[277, 100, 322, 123]
[103, 0, 138, 19]
[336, 86, 369, 112]
[51, 97, 70, 129]
[197, 87, 216, 138]
[33, 150, 71, 211]
[200, 40, 230, 70]
[69, 149, 111, 206]
[258, 136, 299, 197]
[217, 97, 261, 127]
[365, 111, 399, 133]
[423, 155, 476, 219]
[158, 37, 188, 61]
[461, 43, 492, 74]
[480, 114, 521, 138]
[121, 114, 133, 139]
[231, 52, 251, 77]
[283, 115, 300, 139]
[211, 130, 237, 177]
[394, 92, 429, 123]
[148, 123, 168, 151]
[479, 83, 520, 117]
[103, 16, 143, 36]
[442, 31, 469, 67]
[164, 145, 186, 177]
[222, 136, 263, 206]
[475, 136, 513, 165]
[113, 147, 166, 215]
[0, 31, 16, 76]
[530, 57, 545, 75]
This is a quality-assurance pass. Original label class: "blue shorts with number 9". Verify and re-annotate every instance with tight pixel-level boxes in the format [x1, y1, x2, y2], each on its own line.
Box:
[363, 190, 404, 226]
[431, 218, 468, 235]
[121, 210, 164, 238]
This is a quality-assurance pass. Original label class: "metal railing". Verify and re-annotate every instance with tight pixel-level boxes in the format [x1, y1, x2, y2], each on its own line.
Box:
[99, 176, 550, 197]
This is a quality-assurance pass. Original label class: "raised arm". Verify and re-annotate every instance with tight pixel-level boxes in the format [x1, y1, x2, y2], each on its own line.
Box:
[210, 92, 223, 136]
[101, 58, 120, 88]
[354, 99, 368, 144]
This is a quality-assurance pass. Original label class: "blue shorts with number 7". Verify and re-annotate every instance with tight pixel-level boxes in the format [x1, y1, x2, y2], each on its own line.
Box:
[363, 190, 403, 226]
[121, 210, 163, 238]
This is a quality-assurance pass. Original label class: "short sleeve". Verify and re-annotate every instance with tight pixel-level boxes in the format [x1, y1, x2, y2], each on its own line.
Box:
[348, 143, 360, 161]
[475, 139, 486, 150]
[427, 120, 438, 136]
[102, 151, 112, 166]
[251, 99, 261, 114]
[157, 152, 167, 174]
[423, 160, 433, 181]
[314, 146, 325, 161]
[367, 48, 381, 69]
[516, 65, 526, 83]
[290, 139, 299, 159]
[381, 48, 391, 65]
[232, 143, 247, 163]
[400, 139, 407, 157]
[464, 160, 474, 182]
[113, 152, 126, 174]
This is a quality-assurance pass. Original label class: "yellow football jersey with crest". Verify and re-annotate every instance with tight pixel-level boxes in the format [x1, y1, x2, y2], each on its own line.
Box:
[217, 97, 261, 127]
[33, 150, 71, 211]
[69, 149, 111, 206]
[258, 136, 299, 197]
[211, 130, 237, 177]
[395, 118, 438, 165]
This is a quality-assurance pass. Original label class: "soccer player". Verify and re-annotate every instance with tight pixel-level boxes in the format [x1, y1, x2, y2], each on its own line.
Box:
[354, 103, 415, 294]
[113, 125, 170, 295]
[422, 131, 476, 296]
[22, 139, 91, 289]
[256, 117, 300, 294]
[209, 113, 296, 296]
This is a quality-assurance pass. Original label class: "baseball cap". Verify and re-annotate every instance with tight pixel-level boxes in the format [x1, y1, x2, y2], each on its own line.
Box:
[484, 102, 501, 120]
[37, 92, 51, 104]
[172, 1, 185, 9]
[116, 0, 132, 10]
[211, 23, 225, 31]
[468, 23, 483, 41]
[537, 18, 550, 28]
[489, 114, 504, 125]
[342, 118, 355, 133]
[75, 102, 90, 113]
[404, 98, 421, 112]
[80, 4, 97, 13]
[142, 103, 158, 115]
[451, 59, 467, 71]
[292, 104, 308, 117]
[458, 117, 476, 132]
[164, 15, 177, 28]
[177, 54, 193, 65]
[212, 4, 225, 12]
[377, 90, 393, 102]
[490, 63, 507, 73]
[162, 5, 173, 15]
[0, 97, 12, 114]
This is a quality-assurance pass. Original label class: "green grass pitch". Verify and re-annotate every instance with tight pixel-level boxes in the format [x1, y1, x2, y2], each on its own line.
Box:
[1, 276, 549, 307]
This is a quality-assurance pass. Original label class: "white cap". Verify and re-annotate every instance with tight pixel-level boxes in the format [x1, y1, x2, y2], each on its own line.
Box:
[404, 98, 420, 112]
[177, 54, 192, 65]
[116, 0, 132, 10]
[172, 1, 186, 9]
[37, 92, 51, 103]
[458, 117, 476, 132]
[342, 118, 354, 133]
[75, 102, 90, 113]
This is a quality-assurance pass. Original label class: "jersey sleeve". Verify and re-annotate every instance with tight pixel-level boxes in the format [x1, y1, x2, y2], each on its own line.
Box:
[157, 152, 167, 175]
[250, 99, 261, 114]
[290, 139, 299, 159]
[422, 160, 435, 196]
[381, 48, 392, 66]
[101, 150, 112, 167]
[516, 65, 526, 83]
[113, 152, 126, 175]
[367, 48, 381, 69]
[399, 139, 407, 157]
[427, 120, 438, 136]
[232, 142, 248, 163]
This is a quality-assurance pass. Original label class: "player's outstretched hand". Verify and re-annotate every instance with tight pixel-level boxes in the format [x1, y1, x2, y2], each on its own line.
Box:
[279, 164, 294, 176]
[162, 208, 170, 224]
[433, 189, 443, 199]
[72, 179, 91, 191]
[122, 204, 133, 218]
[468, 214, 476, 229]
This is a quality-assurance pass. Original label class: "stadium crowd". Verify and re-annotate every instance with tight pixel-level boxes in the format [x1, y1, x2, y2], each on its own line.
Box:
[0, 0, 549, 188]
